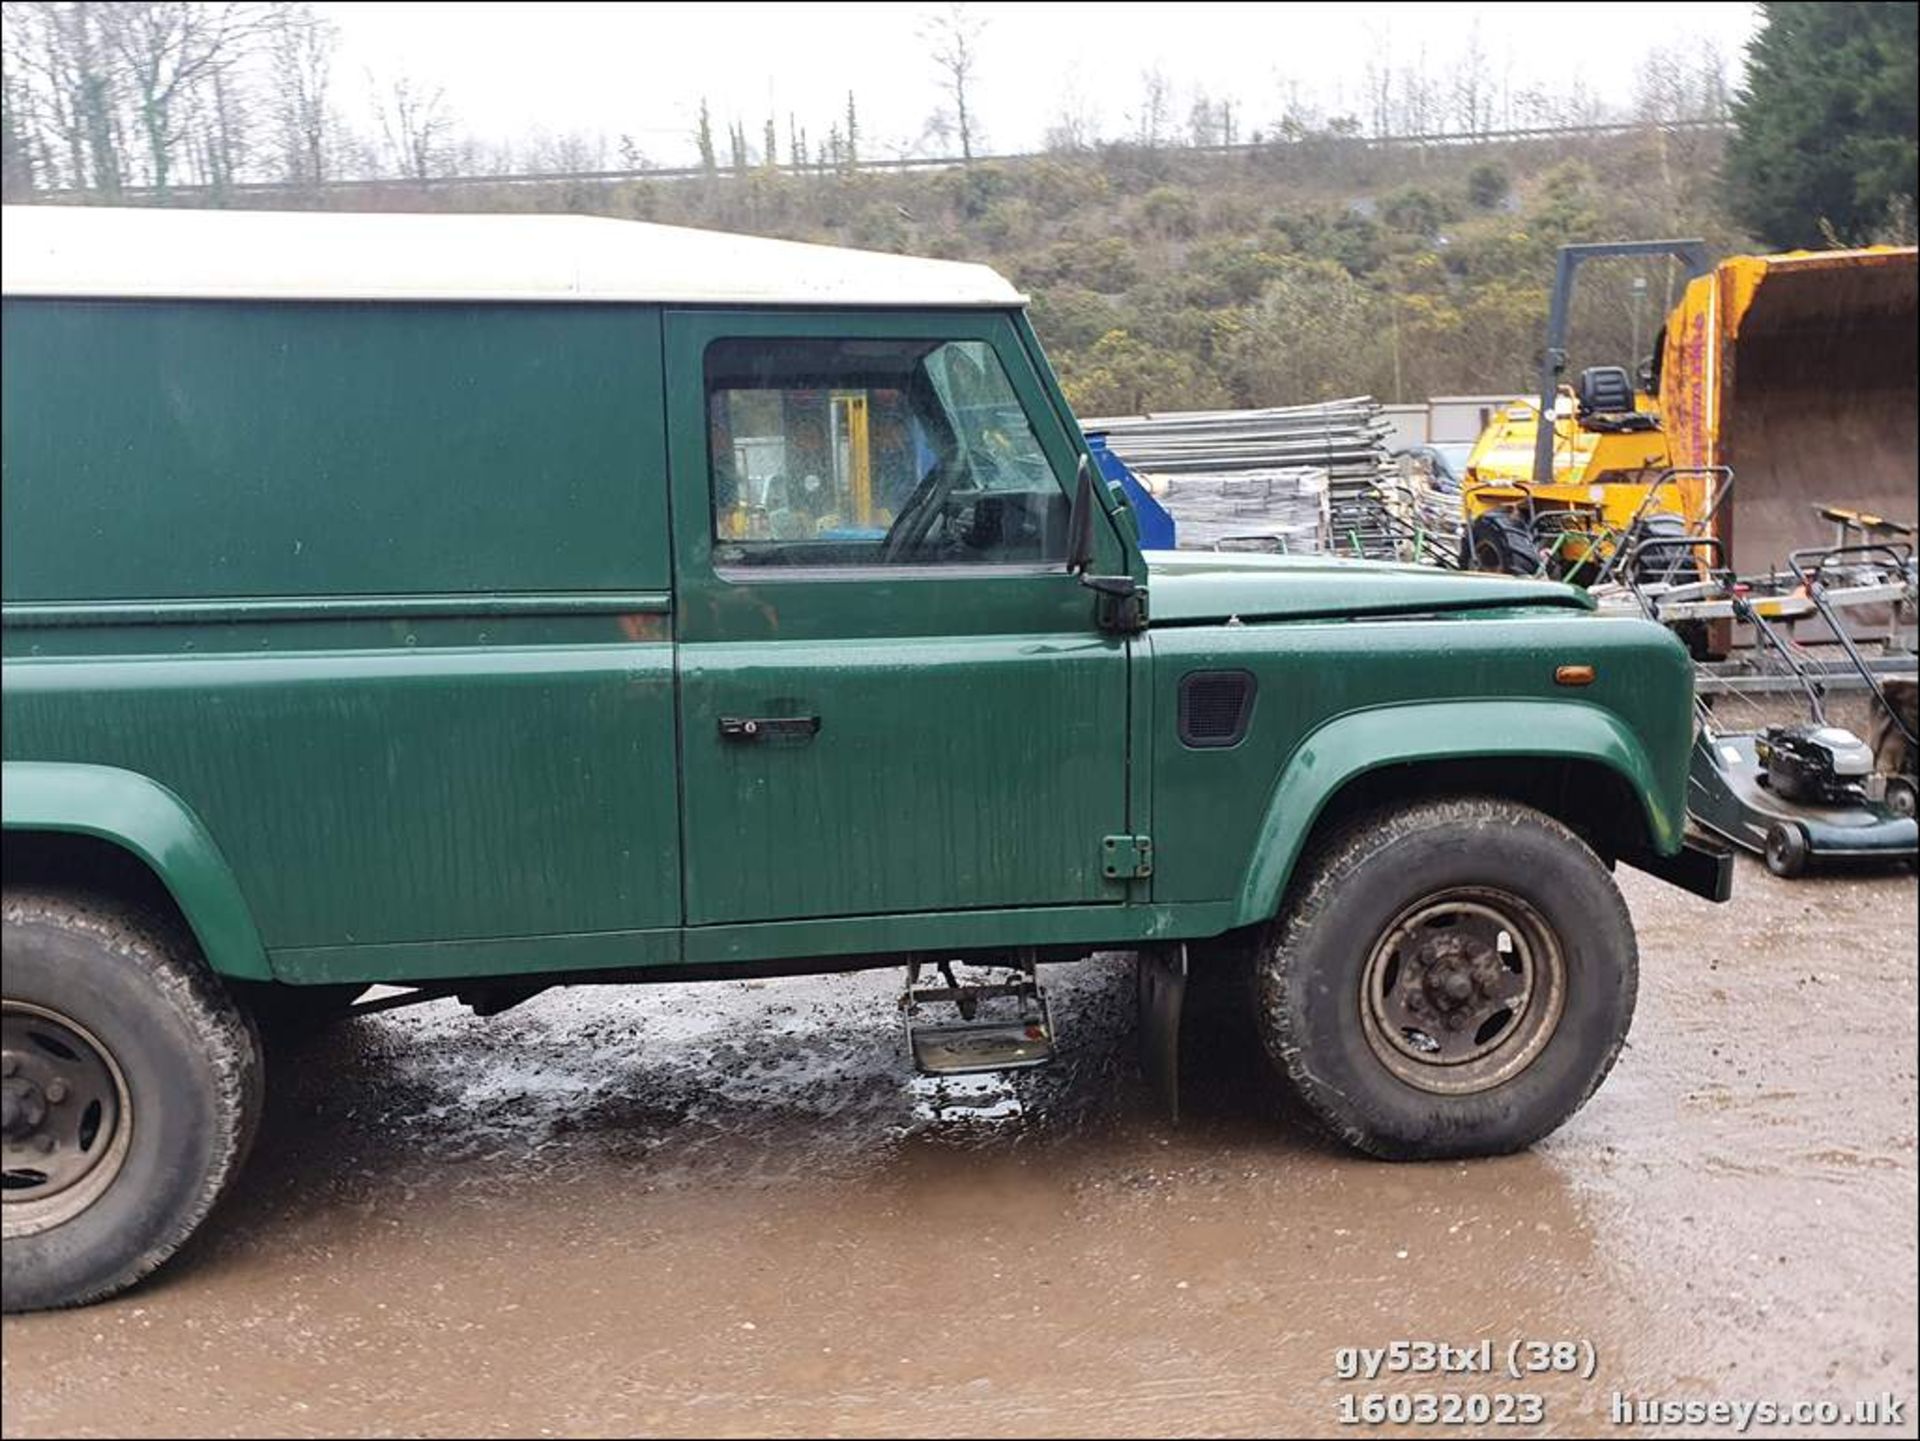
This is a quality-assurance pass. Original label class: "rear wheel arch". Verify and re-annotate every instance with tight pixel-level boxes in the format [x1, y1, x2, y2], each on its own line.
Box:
[2, 763, 272, 983]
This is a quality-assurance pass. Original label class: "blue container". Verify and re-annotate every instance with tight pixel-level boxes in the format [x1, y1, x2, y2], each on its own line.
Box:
[1085, 433, 1177, 551]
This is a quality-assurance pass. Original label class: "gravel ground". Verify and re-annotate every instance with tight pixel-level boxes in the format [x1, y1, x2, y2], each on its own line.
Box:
[3, 854, 1915, 1439]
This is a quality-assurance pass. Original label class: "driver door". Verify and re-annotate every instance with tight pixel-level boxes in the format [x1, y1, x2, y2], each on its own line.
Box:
[665, 308, 1134, 928]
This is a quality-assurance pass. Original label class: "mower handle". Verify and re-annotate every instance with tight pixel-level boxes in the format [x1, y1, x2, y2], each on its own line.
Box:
[1786, 542, 1916, 586]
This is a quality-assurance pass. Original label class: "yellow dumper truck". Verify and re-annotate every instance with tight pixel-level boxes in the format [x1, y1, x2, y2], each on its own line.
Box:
[1463, 240, 1918, 583]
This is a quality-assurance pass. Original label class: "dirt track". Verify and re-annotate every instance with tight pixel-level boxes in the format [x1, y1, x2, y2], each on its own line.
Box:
[3, 856, 1915, 1438]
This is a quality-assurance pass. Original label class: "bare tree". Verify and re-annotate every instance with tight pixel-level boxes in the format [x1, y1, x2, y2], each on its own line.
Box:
[5, 1, 128, 194]
[1361, 20, 1393, 138]
[268, 3, 334, 184]
[1187, 88, 1218, 147]
[915, 107, 954, 158]
[2, 65, 34, 194]
[1134, 65, 1170, 148]
[919, 2, 982, 161]
[1451, 22, 1490, 136]
[1271, 73, 1324, 140]
[1041, 64, 1099, 153]
[99, 2, 275, 194]
[184, 54, 247, 191]
[1395, 49, 1438, 135]
[374, 71, 451, 181]
[522, 127, 605, 175]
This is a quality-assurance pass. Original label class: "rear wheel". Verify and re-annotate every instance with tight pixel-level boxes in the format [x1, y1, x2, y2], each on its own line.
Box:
[1254, 798, 1636, 1159]
[2, 889, 262, 1312]
[1465, 512, 1543, 577]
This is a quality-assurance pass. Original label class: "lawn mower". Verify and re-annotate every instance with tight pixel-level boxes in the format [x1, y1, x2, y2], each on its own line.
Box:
[1625, 536, 1918, 877]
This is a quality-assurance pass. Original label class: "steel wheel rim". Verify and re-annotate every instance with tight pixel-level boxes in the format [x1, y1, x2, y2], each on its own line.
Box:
[2, 1002, 134, 1237]
[1359, 888, 1567, 1096]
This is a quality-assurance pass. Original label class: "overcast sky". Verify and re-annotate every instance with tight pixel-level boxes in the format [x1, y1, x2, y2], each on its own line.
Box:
[312, 1, 1762, 167]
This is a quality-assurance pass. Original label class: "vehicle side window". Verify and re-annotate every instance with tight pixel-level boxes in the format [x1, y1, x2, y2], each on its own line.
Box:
[705, 337, 1069, 569]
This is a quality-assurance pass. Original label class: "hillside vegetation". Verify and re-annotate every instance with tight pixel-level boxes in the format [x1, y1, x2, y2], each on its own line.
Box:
[262, 126, 1753, 415]
[11, 5, 1913, 416]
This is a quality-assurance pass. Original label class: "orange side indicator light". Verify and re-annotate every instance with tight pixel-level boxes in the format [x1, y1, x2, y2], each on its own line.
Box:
[1555, 664, 1597, 687]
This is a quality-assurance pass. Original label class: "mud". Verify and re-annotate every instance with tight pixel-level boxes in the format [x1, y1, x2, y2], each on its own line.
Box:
[3, 859, 1915, 1438]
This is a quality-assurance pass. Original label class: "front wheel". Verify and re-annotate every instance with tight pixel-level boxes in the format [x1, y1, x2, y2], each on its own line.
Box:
[1255, 797, 1636, 1159]
[2, 889, 263, 1312]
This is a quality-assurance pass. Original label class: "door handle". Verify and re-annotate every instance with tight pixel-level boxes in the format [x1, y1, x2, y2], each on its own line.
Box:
[718, 715, 821, 741]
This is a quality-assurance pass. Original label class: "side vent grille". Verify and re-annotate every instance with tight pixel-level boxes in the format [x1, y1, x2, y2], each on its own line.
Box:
[1178, 670, 1256, 749]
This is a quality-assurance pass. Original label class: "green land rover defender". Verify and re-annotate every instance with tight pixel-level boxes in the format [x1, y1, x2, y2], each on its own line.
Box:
[0, 206, 1730, 1311]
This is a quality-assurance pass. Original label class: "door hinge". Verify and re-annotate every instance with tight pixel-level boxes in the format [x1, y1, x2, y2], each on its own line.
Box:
[1101, 834, 1153, 880]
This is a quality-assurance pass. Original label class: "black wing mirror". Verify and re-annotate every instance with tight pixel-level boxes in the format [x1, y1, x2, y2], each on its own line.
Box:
[1066, 452, 1145, 632]
[1066, 453, 1098, 576]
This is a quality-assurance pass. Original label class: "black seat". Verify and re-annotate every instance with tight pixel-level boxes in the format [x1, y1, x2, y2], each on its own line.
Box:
[1577, 366, 1635, 416]
[1576, 365, 1657, 432]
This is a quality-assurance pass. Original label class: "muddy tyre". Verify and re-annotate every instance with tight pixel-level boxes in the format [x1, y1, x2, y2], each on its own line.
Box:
[1255, 797, 1636, 1160]
[1464, 512, 1543, 577]
[2, 889, 263, 1313]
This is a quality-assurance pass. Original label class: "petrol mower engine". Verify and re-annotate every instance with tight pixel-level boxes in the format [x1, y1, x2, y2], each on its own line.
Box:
[1755, 725, 1875, 806]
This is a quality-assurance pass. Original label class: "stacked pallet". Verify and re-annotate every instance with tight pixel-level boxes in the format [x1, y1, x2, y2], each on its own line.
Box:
[1082, 399, 1402, 557]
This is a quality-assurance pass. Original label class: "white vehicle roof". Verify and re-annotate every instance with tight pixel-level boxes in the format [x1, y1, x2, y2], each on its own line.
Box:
[0, 205, 1027, 308]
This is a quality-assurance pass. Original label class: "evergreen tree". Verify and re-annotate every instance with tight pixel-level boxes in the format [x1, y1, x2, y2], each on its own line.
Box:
[695, 98, 716, 175]
[1725, 2, 1918, 247]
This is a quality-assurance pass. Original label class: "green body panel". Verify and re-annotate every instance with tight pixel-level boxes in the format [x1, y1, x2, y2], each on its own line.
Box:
[4, 297, 684, 971]
[663, 309, 1134, 926]
[678, 634, 1129, 922]
[1, 289, 1703, 988]
[3, 638, 682, 949]
[1145, 551, 1594, 623]
[1, 761, 272, 981]
[1141, 603, 1696, 918]
[1, 300, 671, 601]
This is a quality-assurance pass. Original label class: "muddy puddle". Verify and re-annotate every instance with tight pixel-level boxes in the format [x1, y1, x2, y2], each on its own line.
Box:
[3, 862, 1914, 1437]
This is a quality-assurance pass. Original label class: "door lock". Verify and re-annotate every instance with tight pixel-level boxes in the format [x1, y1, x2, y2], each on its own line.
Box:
[718, 715, 821, 741]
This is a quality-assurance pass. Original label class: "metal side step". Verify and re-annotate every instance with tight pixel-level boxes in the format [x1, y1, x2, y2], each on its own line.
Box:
[902, 958, 1056, 1076]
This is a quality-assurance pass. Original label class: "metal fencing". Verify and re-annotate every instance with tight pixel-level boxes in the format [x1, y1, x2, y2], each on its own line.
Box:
[1083, 398, 1460, 562]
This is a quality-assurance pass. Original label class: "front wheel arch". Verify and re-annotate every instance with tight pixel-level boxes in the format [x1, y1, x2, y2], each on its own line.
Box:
[1230, 704, 1676, 931]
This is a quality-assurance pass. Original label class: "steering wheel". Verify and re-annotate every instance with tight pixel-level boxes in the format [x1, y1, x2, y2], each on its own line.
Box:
[879, 457, 953, 563]
[880, 447, 1003, 563]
